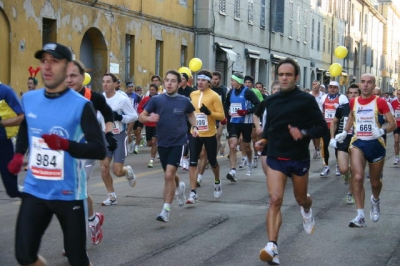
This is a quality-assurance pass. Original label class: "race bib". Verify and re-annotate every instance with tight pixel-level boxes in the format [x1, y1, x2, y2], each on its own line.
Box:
[356, 122, 373, 137]
[112, 121, 121, 134]
[29, 136, 64, 180]
[324, 109, 336, 121]
[395, 110, 400, 121]
[196, 113, 209, 131]
[230, 103, 241, 118]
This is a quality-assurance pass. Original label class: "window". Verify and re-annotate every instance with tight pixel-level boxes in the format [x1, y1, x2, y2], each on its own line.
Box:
[219, 0, 226, 15]
[351, 4, 354, 26]
[311, 19, 315, 49]
[42, 18, 56, 45]
[248, 0, 254, 24]
[125, 34, 135, 82]
[297, 5, 301, 41]
[289, 2, 294, 38]
[234, 0, 240, 20]
[155, 41, 163, 76]
[260, 0, 266, 29]
[323, 24, 326, 52]
[317, 21, 321, 51]
[181, 45, 187, 67]
[364, 14, 368, 34]
[317, 0, 322, 7]
[328, 27, 331, 54]
[304, 9, 308, 43]
[271, 0, 285, 33]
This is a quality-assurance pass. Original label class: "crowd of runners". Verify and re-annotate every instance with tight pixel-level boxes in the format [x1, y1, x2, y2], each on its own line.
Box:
[0, 43, 398, 265]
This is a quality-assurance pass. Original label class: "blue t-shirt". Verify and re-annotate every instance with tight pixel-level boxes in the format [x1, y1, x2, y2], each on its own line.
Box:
[0, 84, 23, 139]
[145, 93, 195, 147]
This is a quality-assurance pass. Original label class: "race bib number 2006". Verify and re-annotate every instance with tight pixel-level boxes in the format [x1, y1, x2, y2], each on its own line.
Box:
[29, 136, 64, 180]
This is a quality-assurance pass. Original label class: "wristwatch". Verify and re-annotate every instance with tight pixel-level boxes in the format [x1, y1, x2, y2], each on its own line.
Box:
[192, 126, 199, 130]
[301, 129, 307, 136]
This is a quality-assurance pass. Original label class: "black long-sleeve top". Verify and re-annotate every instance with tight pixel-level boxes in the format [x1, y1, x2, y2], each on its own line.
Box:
[16, 89, 106, 160]
[263, 86, 328, 160]
[78, 87, 114, 124]
[224, 86, 261, 116]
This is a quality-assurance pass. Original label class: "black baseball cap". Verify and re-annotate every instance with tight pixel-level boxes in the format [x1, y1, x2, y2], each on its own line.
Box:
[34, 43, 73, 61]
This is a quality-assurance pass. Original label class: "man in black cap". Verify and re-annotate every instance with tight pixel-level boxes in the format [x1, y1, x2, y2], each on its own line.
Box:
[8, 43, 105, 266]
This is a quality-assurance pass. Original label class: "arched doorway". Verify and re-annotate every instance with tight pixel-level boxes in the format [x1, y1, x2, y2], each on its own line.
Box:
[80, 28, 107, 92]
[0, 8, 11, 84]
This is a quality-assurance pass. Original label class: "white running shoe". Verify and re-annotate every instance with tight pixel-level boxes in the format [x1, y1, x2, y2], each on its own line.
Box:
[197, 174, 203, 184]
[181, 158, 189, 170]
[246, 164, 253, 176]
[320, 166, 330, 176]
[259, 242, 280, 265]
[102, 194, 118, 206]
[214, 182, 222, 198]
[316, 150, 321, 159]
[349, 215, 367, 228]
[394, 157, 400, 165]
[186, 191, 198, 204]
[312, 150, 317, 159]
[156, 208, 170, 223]
[253, 157, 258, 168]
[128, 143, 135, 154]
[370, 195, 380, 222]
[239, 158, 247, 168]
[125, 165, 137, 187]
[177, 182, 186, 207]
[346, 193, 355, 204]
[335, 164, 341, 176]
[226, 169, 237, 182]
[301, 206, 315, 234]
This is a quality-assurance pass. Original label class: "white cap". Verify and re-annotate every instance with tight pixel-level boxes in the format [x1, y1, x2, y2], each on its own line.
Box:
[329, 81, 340, 87]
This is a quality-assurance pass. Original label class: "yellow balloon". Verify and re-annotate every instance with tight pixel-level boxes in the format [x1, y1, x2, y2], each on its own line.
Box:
[334, 46, 348, 59]
[83, 73, 91, 86]
[189, 58, 202, 72]
[329, 63, 343, 77]
[178, 67, 192, 78]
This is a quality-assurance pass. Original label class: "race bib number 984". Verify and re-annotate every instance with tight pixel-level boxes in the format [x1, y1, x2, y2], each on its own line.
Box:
[29, 136, 64, 180]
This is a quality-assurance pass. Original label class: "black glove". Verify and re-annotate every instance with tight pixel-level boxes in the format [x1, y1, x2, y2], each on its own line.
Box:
[105, 132, 117, 151]
[200, 104, 211, 115]
[113, 111, 123, 121]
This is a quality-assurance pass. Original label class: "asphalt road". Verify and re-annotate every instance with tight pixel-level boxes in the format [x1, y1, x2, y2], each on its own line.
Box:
[1, 134, 400, 266]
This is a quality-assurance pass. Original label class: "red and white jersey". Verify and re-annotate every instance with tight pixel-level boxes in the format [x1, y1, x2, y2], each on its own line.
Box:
[319, 94, 348, 128]
[391, 98, 400, 127]
[350, 96, 390, 141]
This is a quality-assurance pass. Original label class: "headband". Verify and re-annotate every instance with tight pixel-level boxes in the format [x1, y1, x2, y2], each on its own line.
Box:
[198, 74, 211, 81]
[231, 75, 244, 84]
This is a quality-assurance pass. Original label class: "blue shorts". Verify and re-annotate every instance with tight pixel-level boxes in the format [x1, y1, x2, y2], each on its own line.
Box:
[350, 139, 386, 163]
[267, 157, 310, 177]
[158, 145, 182, 171]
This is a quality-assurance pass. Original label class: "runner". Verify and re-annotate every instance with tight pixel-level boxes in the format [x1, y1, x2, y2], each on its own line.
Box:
[139, 69, 199, 222]
[8, 42, 105, 266]
[318, 80, 349, 176]
[391, 89, 400, 165]
[224, 72, 260, 181]
[256, 58, 328, 264]
[137, 84, 159, 168]
[65, 59, 117, 244]
[329, 84, 360, 204]
[187, 69, 225, 203]
[335, 73, 396, 228]
[101, 73, 138, 206]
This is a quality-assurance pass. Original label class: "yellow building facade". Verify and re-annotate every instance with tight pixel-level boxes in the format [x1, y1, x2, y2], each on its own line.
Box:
[0, 0, 195, 94]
